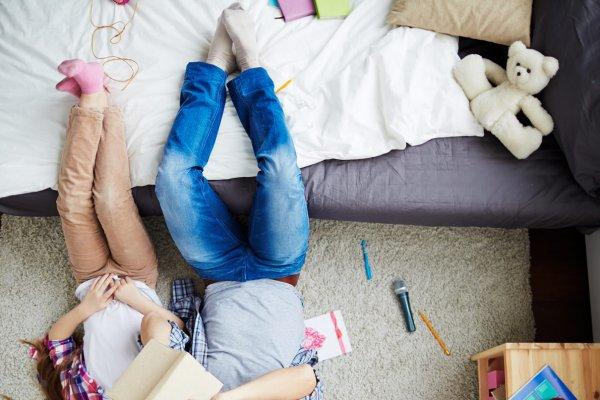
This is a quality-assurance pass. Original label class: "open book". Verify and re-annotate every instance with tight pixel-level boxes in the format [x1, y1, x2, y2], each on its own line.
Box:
[107, 339, 222, 400]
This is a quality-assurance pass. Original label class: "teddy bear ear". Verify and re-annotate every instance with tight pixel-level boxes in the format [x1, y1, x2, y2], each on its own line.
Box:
[543, 56, 559, 77]
[508, 41, 527, 57]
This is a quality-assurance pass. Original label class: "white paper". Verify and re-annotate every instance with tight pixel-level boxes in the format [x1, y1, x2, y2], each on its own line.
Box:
[303, 310, 352, 361]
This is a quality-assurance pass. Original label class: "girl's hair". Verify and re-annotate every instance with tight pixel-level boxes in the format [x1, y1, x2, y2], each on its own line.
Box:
[21, 334, 83, 400]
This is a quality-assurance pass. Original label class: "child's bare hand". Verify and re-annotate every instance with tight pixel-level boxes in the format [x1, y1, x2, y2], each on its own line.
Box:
[80, 274, 117, 315]
[113, 276, 143, 306]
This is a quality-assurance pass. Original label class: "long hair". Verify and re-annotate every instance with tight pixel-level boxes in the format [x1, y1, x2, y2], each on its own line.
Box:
[21, 334, 83, 400]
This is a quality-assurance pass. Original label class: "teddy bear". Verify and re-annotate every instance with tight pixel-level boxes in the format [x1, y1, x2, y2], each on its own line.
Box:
[453, 41, 559, 159]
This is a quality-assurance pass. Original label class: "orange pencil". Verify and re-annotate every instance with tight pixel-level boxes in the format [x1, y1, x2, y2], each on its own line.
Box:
[418, 311, 451, 356]
[276, 79, 293, 94]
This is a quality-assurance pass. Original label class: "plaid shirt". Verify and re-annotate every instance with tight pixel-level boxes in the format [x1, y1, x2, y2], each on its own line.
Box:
[44, 336, 106, 400]
[44, 320, 187, 400]
[41, 280, 322, 400]
[169, 279, 324, 400]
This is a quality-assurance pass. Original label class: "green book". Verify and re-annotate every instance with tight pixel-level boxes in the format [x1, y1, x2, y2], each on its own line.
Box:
[314, 0, 351, 19]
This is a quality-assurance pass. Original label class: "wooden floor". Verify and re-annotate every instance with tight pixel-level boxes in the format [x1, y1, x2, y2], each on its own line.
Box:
[529, 228, 593, 342]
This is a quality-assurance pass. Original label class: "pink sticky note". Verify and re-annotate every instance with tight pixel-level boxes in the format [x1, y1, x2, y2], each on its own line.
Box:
[278, 0, 315, 22]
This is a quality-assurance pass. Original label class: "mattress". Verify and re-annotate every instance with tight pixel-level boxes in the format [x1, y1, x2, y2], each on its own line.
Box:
[0, 0, 481, 199]
[3, 134, 600, 231]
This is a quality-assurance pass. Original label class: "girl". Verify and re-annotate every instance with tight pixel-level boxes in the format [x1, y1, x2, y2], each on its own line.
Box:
[26, 60, 184, 399]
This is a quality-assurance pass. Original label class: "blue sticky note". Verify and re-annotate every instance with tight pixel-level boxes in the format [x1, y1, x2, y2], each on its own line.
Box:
[268, 0, 279, 7]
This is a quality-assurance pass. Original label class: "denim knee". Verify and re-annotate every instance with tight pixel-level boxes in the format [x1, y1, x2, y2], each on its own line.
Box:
[155, 157, 188, 204]
[258, 145, 302, 183]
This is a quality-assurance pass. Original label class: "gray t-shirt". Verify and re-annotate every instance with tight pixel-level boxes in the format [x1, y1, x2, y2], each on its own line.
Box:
[201, 279, 305, 390]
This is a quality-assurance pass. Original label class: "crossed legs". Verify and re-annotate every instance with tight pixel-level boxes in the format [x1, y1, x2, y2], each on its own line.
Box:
[156, 8, 308, 283]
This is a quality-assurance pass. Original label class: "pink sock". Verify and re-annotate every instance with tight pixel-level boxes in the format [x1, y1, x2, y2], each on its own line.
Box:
[56, 76, 111, 98]
[58, 59, 105, 94]
[56, 77, 82, 97]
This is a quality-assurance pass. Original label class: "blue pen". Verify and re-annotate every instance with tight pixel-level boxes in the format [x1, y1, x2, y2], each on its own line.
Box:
[360, 240, 373, 280]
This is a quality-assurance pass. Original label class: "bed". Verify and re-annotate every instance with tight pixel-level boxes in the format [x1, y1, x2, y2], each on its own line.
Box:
[0, 0, 480, 196]
[1, 0, 600, 231]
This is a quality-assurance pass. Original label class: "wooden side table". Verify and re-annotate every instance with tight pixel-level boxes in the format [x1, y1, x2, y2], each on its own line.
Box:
[471, 343, 600, 400]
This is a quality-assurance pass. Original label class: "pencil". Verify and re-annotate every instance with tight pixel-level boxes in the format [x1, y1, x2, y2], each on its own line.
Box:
[418, 311, 451, 356]
[276, 79, 293, 94]
[360, 240, 373, 280]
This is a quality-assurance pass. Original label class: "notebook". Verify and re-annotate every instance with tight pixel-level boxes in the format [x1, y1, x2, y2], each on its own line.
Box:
[508, 365, 576, 400]
[107, 339, 223, 400]
[303, 310, 352, 361]
[314, 0, 351, 19]
[278, 0, 315, 22]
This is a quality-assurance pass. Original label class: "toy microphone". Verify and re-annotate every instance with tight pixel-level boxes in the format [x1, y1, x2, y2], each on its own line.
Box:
[393, 280, 416, 333]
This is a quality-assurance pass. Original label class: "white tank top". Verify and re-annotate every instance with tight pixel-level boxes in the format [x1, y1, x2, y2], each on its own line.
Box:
[75, 278, 162, 390]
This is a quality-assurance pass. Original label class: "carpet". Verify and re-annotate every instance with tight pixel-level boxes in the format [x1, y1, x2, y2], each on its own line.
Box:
[0, 216, 534, 399]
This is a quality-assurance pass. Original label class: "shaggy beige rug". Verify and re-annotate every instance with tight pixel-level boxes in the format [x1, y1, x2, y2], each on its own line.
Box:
[0, 216, 534, 399]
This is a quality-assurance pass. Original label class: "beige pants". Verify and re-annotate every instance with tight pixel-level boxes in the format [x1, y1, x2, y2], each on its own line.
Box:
[57, 106, 158, 288]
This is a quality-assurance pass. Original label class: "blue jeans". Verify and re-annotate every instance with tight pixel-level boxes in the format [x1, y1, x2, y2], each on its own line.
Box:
[156, 63, 309, 282]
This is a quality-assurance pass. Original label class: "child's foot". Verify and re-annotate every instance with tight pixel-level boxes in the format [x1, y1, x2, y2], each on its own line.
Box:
[56, 77, 82, 97]
[56, 76, 111, 98]
[206, 4, 241, 74]
[222, 6, 260, 71]
[58, 59, 105, 94]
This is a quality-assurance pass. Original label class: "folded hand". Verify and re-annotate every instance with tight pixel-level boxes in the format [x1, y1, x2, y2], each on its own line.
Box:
[112, 276, 143, 307]
[80, 273, 118, 315]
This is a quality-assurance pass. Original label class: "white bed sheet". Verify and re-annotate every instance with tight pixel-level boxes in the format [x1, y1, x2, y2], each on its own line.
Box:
[0, 0, 482, 198]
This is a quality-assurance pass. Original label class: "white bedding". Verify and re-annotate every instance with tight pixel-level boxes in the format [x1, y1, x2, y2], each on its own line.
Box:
[0, 0, 482, 198]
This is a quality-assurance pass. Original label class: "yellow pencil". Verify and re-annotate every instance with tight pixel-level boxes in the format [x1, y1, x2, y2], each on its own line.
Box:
[275, 79, 293, 94]
[418, 311, 451, 356]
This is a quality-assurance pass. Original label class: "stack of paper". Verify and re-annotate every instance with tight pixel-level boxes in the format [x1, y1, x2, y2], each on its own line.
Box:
[273, 0, 351, 21]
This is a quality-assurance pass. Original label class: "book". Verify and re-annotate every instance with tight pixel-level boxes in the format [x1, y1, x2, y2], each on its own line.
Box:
[278, 0, 315, 22]
[508, 365, 576, 400]
[107, 339, 223, 400]
[313, 0, 351, 19]
[303, 310, 352, 361]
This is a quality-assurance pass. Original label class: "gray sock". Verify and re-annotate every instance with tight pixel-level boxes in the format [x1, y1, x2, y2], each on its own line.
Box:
[206, 5, 241, 73]
[222, 7, 260, 71]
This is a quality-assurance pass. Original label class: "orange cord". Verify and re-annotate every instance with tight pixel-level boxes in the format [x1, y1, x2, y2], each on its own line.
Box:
[89, 0, 141, 90]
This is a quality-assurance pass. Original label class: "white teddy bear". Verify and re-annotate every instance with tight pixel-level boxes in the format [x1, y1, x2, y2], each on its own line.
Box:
[453, 41, 559, 159]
